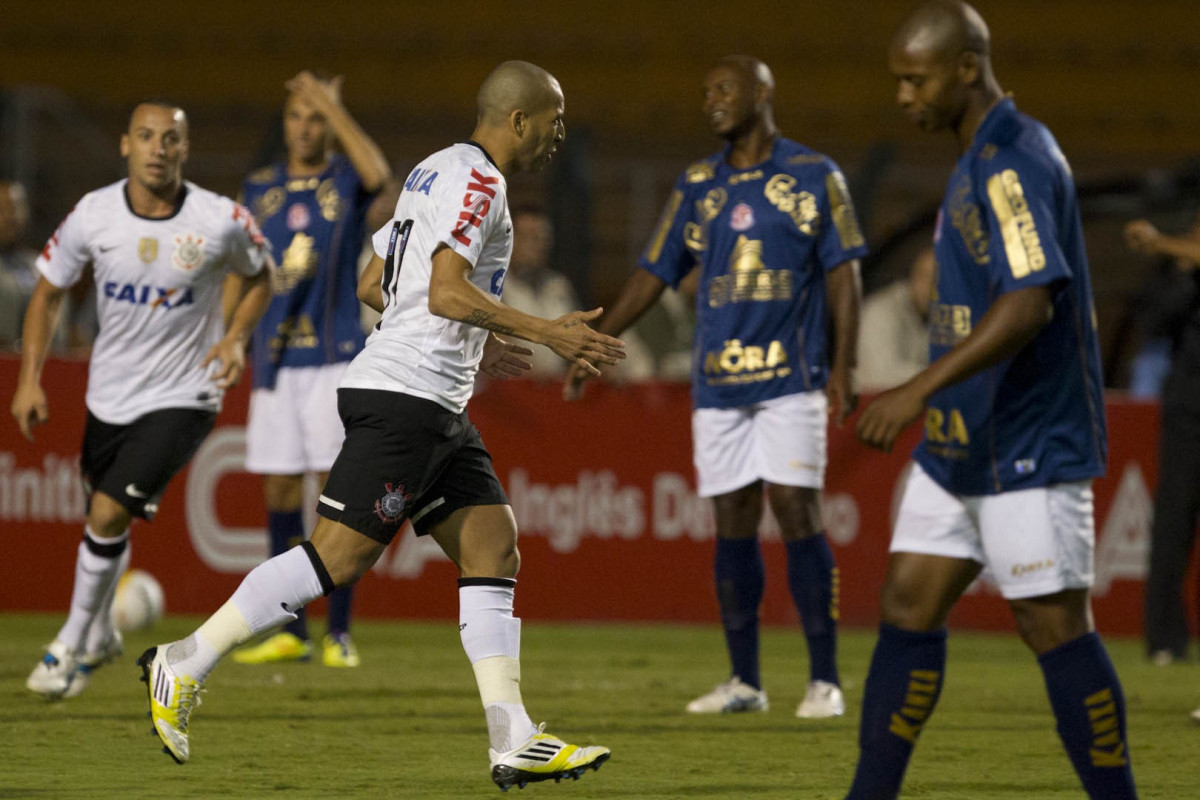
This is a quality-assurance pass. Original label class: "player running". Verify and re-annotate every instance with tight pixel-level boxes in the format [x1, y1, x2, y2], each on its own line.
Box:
[15, 101, 271, 699]
[137, 61, 620, 791]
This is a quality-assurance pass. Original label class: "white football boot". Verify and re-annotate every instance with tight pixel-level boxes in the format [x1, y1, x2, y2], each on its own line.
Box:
[685, 676, 769, 714]
[64, 630, 124, 699]
[26, 640, 79, 698]
[795, 680, 846, 718]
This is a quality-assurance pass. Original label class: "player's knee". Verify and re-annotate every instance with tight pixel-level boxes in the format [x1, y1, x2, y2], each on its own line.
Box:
[87, 494, 132, 539]
[879, 577, 943, 632]
[459, 536, 519, 579]
[1010, 596, 1091, 655]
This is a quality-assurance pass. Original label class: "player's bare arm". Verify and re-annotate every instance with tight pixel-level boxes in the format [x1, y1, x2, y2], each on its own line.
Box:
[10, 276, 69, 441]
[857, 285, 1052, 452]
[426, 245, 625, 375]
[286, 71, 393, 193]
[203, 269, 272, 389]
[1125, 219, 1200, 267]
[357, 252, 385, 312]
[563, 267, 666, 400]
[218, 272, 243, 330]
[825, 259, 862, 426]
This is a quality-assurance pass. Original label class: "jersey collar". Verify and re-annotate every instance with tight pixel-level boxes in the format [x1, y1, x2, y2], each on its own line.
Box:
[719, 136, 781, 175]
[967, 95, 1018, 156]
[463, 140, 500, 170]
[123, 180, 188, 221]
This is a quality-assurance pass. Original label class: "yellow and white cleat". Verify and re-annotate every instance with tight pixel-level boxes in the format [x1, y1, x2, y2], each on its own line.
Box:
[322, 633, 360, 668]
[138, 646, 203, 764]
[489, 723, 610, 792]
[231, 632, 312, 665]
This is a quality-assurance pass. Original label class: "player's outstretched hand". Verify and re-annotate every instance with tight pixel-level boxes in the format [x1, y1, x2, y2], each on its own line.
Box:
[481, 333, 534, 379]
[546, 308, 625, 378]
[855, 382, 924, 452]
[11, 382, 49, 442]
[563, 361, 594, 401]
[202, 337, 248, 389]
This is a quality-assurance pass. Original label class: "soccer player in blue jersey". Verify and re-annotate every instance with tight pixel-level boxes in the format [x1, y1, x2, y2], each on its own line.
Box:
[566, 55, 865, 719]
[234, 71, 393, 668]
[845, 3, 1137, 798]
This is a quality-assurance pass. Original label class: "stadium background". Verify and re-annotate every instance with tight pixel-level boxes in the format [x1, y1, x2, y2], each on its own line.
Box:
[1, 2, 1197, 635]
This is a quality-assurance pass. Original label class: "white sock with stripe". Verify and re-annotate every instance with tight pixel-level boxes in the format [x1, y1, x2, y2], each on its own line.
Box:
[459, 579, 538, 753]
[56, 527, 130, 652]
[167, 544, 330, 681]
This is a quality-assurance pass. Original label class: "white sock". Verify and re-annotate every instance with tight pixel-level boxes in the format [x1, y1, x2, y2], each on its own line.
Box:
[82, 540, 131, 655]
[165, 546, 325, 682]
[460, 582, 537, 752]
[166, 601, 248, 682]
[56, 527, 130, 652]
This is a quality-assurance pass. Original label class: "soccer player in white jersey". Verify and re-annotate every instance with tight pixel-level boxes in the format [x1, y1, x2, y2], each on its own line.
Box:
[138, 61, 622, 791]
[12, 101, 272, 699]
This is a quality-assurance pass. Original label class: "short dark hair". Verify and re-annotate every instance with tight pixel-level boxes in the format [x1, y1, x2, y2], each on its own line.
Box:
[130, 99, 186, 118]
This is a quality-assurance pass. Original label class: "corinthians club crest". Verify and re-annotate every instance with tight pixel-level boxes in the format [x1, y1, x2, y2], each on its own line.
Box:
[171, 233, 206, 272]
[374, 482, 414, 524]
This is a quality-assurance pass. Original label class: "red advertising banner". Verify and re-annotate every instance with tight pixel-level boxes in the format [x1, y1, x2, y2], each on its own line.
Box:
[0, 355, 1179, 637]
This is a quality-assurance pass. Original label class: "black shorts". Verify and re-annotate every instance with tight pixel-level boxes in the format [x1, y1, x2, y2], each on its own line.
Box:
[316, 388, 508, 544]
[81, 407, 217, 521]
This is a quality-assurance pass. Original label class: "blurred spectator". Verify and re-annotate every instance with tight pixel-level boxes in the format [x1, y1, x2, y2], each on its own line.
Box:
[501, 206, 582, 377]
[856, 245, 934, 392]
[625, 267, 698, 381]
[0, 181, 38, 346]
[1124, 212, 1200, 664]
[503, 205, 661, 378]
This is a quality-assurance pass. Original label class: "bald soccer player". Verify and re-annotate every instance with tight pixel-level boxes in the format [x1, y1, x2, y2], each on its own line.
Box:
[138, 61, 621, 792]
[567, 55, 865, 720]
[845, 3, 1136, 798]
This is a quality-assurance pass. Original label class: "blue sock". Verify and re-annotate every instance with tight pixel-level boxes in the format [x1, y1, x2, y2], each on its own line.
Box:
[327, 586, 354, 637]
[268, 511, 309, 641]
[1038, 633, 1137, 799]
[785, 534, 840, 685]
[714, 536, 764, 690]
[847, 625, 947, 800]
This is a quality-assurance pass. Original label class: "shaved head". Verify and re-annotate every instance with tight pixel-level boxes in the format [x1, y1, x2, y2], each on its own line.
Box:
[892, 0, 990, 64]
[476, 60, 563, 127]
[714, 55, 775, 98]
[888, 1, 1002, 141]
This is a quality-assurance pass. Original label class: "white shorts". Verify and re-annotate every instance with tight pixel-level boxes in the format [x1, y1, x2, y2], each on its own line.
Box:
[244, 363, 349, 474]
[691, 391, 827, 498]
[890, 462, 1095, 600]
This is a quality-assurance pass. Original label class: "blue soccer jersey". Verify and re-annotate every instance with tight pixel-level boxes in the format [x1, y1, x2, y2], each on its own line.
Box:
[640, 138, 867, 409]
[915, 98, 1107, 495]
[242, 154, 373, 389]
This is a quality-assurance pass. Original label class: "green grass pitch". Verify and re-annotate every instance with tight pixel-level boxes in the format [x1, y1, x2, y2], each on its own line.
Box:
[0, 614, 1195, 799]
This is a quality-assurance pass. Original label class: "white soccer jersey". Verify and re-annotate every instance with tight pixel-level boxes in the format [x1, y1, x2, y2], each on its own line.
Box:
[342, 142, 512, 413]
[38, 180, 268, 424]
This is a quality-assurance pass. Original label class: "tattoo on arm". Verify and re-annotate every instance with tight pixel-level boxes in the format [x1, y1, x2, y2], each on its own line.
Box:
[462, 308, 515, 335]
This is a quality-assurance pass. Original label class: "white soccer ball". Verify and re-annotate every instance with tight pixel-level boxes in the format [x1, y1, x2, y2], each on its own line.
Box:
[111, 569, 166, 632]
